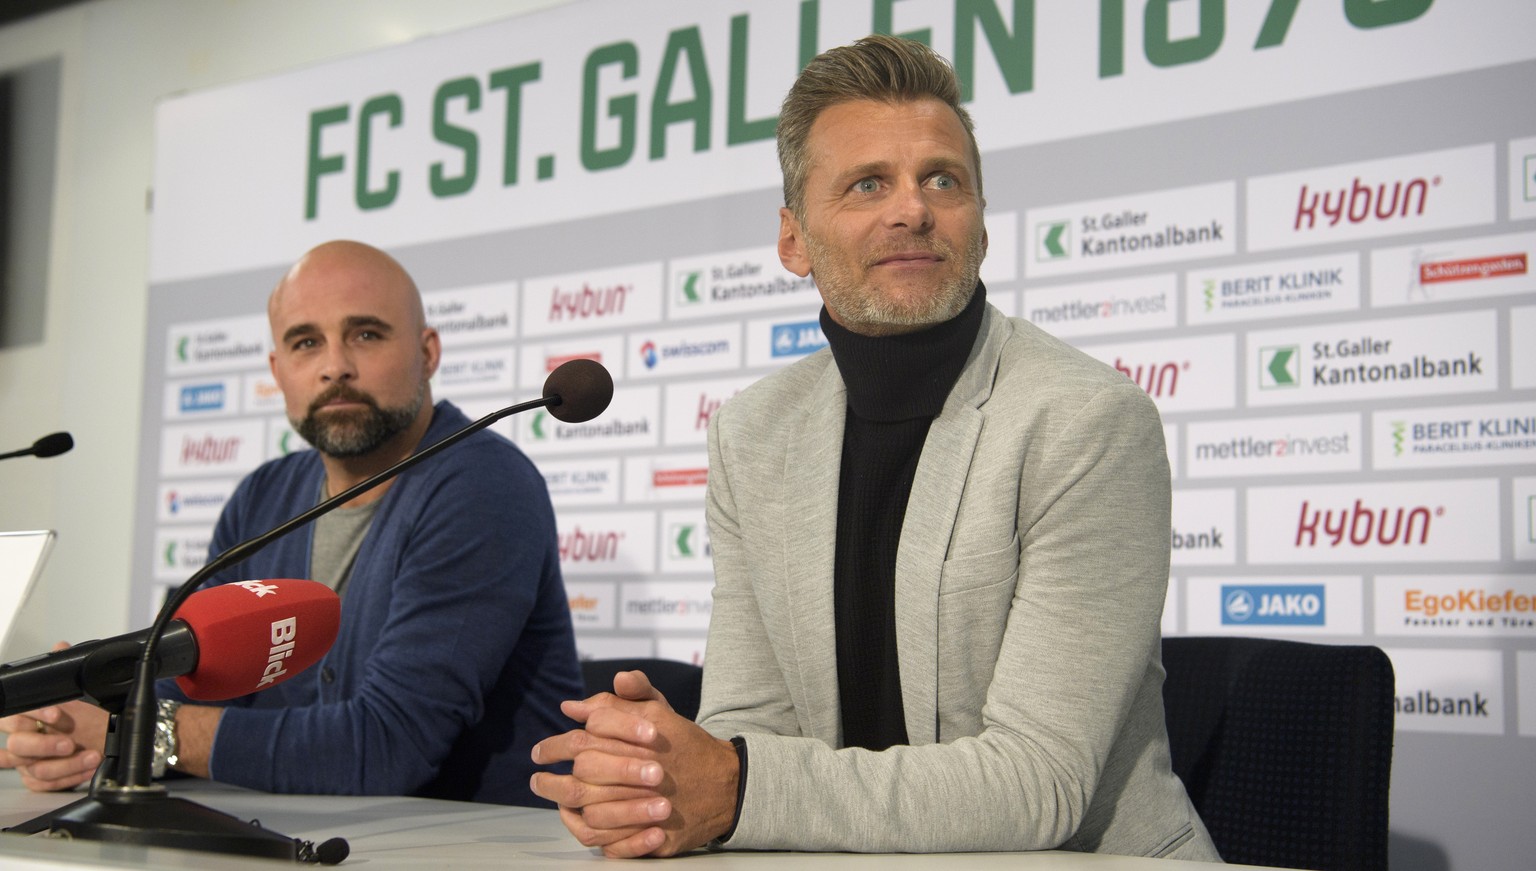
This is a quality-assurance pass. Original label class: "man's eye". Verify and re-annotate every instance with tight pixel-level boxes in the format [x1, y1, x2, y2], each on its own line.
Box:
[931, 174, 957, 190]
[854, 178, 879, 193]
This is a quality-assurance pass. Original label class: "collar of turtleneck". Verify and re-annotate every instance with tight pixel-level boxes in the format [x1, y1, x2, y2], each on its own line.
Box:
[820, 282, 987, 422]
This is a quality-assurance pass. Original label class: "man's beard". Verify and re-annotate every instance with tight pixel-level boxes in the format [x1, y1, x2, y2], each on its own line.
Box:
[293, 382, 425, 459]
[805, 226, 985, 336]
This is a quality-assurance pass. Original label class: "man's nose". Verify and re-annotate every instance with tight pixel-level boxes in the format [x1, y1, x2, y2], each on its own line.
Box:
[319, 342, 357, 382]
[885, 180, 935, 232]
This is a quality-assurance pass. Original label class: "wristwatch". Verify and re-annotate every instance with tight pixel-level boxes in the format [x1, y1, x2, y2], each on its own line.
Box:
[152, 699, 182, 778]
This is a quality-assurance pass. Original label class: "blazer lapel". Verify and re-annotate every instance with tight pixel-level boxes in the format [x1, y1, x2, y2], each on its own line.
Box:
[779, 359, 847, 745]
[894, 307, 1005, 745]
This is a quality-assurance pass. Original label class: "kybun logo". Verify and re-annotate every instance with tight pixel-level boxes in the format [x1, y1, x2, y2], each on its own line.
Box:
[1295, 498, 1442, 549]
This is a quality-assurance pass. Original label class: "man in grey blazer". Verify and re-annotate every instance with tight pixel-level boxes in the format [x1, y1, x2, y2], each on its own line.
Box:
[531, 35, 1221, 863]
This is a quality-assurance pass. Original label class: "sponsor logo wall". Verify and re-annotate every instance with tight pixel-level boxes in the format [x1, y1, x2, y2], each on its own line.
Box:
[135, 2, 1536, 866]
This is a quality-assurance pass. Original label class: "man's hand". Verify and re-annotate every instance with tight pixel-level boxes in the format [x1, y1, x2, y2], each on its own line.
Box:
[530, 670, 740, 858]
[0, 700, 108, 792]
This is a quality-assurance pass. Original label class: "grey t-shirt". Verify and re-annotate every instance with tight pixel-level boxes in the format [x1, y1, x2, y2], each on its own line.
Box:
[310, 497, 379, 598]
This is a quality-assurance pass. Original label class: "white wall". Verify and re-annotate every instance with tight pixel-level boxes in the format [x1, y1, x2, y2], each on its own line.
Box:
[0, 0, 575, 654]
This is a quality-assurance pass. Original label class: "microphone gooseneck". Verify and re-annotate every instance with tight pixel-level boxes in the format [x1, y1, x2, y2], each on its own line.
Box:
[11, 360, 613, 863]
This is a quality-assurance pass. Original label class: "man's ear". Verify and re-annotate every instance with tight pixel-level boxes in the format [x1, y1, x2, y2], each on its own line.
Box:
[420, 327, 442, 381]
[778, 208, 811, 278]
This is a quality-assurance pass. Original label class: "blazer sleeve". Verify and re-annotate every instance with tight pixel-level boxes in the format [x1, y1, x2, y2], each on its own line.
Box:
[705, 379, 1174, 853]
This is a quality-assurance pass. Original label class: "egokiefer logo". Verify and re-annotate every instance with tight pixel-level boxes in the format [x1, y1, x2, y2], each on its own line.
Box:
[1222, 584, 1326, 626]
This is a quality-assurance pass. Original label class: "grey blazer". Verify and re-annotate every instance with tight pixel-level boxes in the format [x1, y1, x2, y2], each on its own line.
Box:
[699, 304, 1221, 861]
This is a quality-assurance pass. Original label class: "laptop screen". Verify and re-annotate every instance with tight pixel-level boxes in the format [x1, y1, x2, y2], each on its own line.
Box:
[0, 530, 56, 658]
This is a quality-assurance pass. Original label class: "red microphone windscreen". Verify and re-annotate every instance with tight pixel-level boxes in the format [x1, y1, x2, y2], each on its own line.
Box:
[172, 579, 341, 701]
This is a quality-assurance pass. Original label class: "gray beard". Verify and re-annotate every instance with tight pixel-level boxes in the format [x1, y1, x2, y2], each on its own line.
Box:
[293, 383, 425, 459]
[807, 230, 985, 337]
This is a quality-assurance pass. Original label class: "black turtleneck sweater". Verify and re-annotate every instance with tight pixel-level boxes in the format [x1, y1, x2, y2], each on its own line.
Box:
[820, 284, 986, 751]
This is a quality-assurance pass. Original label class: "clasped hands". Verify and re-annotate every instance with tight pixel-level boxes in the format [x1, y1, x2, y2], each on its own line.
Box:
[531, 669, 740, 858]
[0, 699, 108, 792]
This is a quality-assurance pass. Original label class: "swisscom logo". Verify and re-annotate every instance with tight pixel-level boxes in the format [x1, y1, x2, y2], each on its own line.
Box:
[1222, 584, 1326, 626]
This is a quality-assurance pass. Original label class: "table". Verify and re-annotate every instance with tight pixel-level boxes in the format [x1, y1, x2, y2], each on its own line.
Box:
[0, 774, 1259, 869]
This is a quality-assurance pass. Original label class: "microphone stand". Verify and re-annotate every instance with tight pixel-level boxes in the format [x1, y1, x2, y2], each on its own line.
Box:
[11, 392, 565, 862]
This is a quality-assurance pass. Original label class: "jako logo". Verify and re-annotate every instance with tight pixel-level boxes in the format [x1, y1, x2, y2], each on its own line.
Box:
[1294, 175, 1435, 231]
[559, 526, 624, 563]
[771, 321, 827, 357]
[548, 283, 628, 321]
[639, 341, 658, 369]
[1295, 499, 1438, 548]
[1222, 585, 1326, 626]
[1114, 359, 1186, 398]
[179, 383, 226, 413]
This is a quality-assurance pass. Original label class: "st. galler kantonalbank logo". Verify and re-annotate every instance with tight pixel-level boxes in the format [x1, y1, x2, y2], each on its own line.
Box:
[1258, 344, 1300, 389]
[675, 271, 703, 307]
[669, 523, 703, 560]
[1037, 221, 1070, 261]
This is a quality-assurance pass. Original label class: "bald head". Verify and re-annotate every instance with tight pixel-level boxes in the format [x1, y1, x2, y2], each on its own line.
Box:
[269, 240, 425, 334]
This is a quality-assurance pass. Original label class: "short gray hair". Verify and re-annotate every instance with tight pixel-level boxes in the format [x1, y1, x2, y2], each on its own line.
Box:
[777, 34, 981, 217]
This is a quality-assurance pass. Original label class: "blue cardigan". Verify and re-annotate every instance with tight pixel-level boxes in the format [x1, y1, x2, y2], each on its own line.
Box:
[164, 400, 581, 806]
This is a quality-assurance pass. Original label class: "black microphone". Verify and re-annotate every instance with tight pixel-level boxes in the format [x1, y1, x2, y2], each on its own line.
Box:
[0, 431, 74, 461]
[23, 360, 614, 862]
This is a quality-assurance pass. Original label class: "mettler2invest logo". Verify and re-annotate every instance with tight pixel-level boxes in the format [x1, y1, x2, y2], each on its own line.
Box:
[1222, 584, 1326, 626]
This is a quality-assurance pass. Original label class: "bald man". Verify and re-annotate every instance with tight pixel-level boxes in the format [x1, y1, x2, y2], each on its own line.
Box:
[1, 241, 582, 806]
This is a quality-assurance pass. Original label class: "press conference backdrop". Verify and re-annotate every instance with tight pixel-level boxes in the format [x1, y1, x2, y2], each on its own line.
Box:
[134, 1, 1534, 868]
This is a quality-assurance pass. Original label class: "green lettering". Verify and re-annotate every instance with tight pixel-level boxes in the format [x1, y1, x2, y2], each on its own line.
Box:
[356, 94, 402, 211]
[305, 105, 348, 220]
[873, 0, 932, 46]
[582, 42, 638, 172]
[1099, 0, 1124, 78]
[727, 15, 777, 146]
[651, 26, 712, 160]
[954, 0, 1034, 101]
[1345, 0, 1433, 29]
[1145, 0, 1223, 68]
[489, 62, 541, 186]
[431, 77, 480, 198]
[799, 0, 820, 69]
[1255, 0, 1300, 48]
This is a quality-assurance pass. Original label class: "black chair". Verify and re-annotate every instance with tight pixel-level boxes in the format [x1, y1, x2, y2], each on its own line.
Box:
[1161, 636, 1395, 871]
[580, 657, 704, 722]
